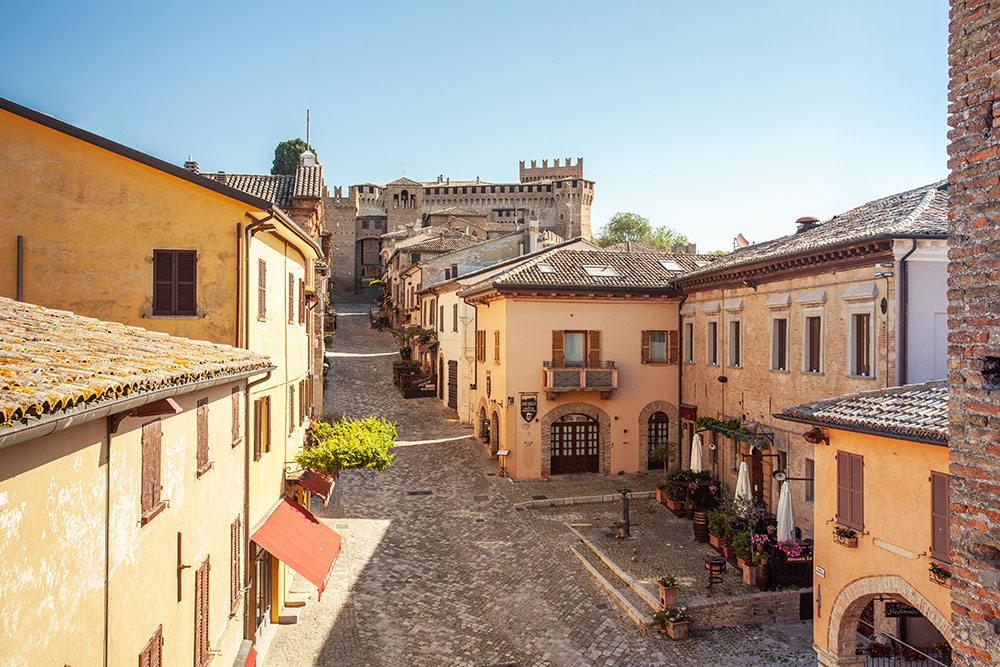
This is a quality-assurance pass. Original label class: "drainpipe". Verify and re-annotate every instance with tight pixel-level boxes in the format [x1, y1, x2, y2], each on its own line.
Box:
[16, 235, 23, 301]
[102, 416, 111, 667]
[899, 240, 918, 385]
[236, 223, 243, 347]
[676, 291, 687, 471]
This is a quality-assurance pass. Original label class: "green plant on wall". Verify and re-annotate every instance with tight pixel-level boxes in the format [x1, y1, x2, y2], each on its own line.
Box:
[295, 416, 397, 473]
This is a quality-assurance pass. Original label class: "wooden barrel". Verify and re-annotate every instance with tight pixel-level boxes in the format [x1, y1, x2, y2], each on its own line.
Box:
[692, 511, 710, 542]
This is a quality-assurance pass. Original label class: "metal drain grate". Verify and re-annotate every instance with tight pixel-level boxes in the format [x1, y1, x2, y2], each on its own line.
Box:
[475, 518, 486, 523]
[406, 490, 433, 496]
[473, 495, 489, 502]
[531, 495, 548, 500]
[334, 524, 349, 530]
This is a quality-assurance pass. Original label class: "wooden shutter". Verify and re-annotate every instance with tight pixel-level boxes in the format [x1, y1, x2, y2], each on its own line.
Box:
[494, 330, 500, 362]
[152, 250, 174, 315]
[856, 314, 871, 376]
[440, 305, 445, 332]
[175, 251, 196, 315]
[230, 517, 241, 615]
[849, 453, 864, 530]
[253, 399, 262, 461]
[836, 451, 850, 525]
[587, 331, 601, 366]
[288, 386, 295, 434]
[288, 273, 295, 323]
[153, 250, 196, 315]
[931, 472, 950, 562]
[667, 330, 679, 364]
[807, 316, 821, 372]
[641, 331, 651, 363]
[258, 260, 267, 319]
[196, 398, 209, 474]
[264, 397, 271, 452]
[194, 557, 210, 667]
[138, 625, 163, 667]
[552, 330, 565, 366]
[776, 318, 787, 370]
[231, 387, 240, 447]
[299, 279, 305, 325]
[452, 304, 458, 332]
[141, 420, 162, 517]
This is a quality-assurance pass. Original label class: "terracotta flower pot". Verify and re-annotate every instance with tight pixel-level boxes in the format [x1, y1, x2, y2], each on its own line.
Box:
[741, 562, 758, 587]
[665, 498, 684, 511]
[658, 583, 678, 609]
[656, 487, 668, 503]
[722, 546, 735, 559]
[737, 557, 747, 570]
[666, 620, 689, 640]
[709, 534, 726, 549]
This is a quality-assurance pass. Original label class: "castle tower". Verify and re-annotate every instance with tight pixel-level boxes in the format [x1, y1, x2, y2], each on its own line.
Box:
[383, 177, 424, 233]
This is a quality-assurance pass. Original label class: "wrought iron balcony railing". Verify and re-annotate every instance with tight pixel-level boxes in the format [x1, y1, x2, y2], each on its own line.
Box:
[542, 360, 617, 395]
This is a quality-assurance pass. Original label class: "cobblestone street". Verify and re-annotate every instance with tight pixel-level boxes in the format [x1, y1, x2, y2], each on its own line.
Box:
[266, 294, 816, 667]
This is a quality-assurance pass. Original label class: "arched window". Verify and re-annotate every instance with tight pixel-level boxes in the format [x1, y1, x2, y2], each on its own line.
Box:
[648, 411, 670, 469]
[550, 414, 598, 474]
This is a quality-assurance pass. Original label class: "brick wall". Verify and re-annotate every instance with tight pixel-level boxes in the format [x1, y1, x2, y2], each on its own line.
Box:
[947, 1, 1000, 665]
[685, 588, 808, 629]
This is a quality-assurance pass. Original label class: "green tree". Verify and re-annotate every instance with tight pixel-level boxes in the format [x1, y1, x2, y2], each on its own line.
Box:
[295, 416, 396, 473]
[271, 138, 317, 175]
[594, 212, 690, 249]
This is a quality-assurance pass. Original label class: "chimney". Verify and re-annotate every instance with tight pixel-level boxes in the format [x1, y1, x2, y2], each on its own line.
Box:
[437, 174, 443, 183]
[795, 216, 819, 234]
[183, 155, 200, 174]
[476, 176, 480, 183]
[299, 150, 317, 167]
[525, 215, 540, 254]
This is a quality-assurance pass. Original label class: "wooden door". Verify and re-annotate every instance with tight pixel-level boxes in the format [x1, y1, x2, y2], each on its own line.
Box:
[751, 448, 764, 501]
[551, 416, 599, 474]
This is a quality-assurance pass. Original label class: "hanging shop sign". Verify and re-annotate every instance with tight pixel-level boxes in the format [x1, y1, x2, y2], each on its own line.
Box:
[520, 395, 537, 422]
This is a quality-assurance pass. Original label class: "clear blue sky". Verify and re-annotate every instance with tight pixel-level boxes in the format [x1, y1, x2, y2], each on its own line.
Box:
[1, 1, 948, 251]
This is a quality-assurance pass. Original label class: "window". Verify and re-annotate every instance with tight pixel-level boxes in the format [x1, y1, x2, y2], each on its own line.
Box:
[659, 259, 684, 272]
[141, 419, 164, 523]
[476, 330, 486, 362]
[552, 330, 601, 367]
[196, 398, 211, 476]
[728, 319, 742, 367]
[194, 557, 210, 667]
[138, 625, 163, 667]
[581, 264, 619, 277]
[257, 260, 266, 319]
[706, 320, 719, 365]
[451, 264, 458, 278]
[642, 330, 679, 364]
[930, 472, 950, 562]
[836, 450, 864, 530]
[152, 249, 197, 316]
[231, 387, 241, 447]
[805, 314, 823, 373]
[362, 220, 369, 229]
[288, 385, 295, 435]
[772, 317, 788, 371]
[288, 273, 295, 323]
[428, 301, 435, 327]
[452, 304, 458, 332]
[805, 458, 815, 503]
[444, 269, 451, 280]
[683, 322, 693, 363]
[730, 438, 737, 471]
[299, 379, 308, 424]
[564, 332, 586, 366]
[537, 262, 556, 274]
[411, 252, 421, 264]
[852, 312, 872, 377]
[494, 330, 501, 363]
[230, 517, 241, 616]
[253, 396, 271, 460]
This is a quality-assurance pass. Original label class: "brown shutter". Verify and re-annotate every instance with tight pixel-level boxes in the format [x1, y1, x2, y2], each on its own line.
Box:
[139, 625, 163, 667]
[836, 451, 849, 524]
[288, 273, 295, 323]
[258, 260, 267, 319]
[667, 330, 679, 364]
[931, 472, 950, 562]
[552, 330, 565, 366]
[175, 251, 196, 315]
[253, 399, 262, 461]
[231, 387, 240, 447]
[289, 386, 295, 434]
[588, 331, 601, 366]
[440, 305, 444, 332]
[452, 304, 458, 332]
[264, 397, 271, 452]
[777, 318, 787, 370]
[849, 453, 864, 530]
[641, 331, 651, 363]
[230, 517, 241, 615]
[141, 420, 162, 516]
[196, 398, 209, 473]
[152, 250, 174, 315]
[299, 279, 305, 325]
[494, 330, 500, 362]
[194, 557, 210, 666]
[808, 316, 821, 372]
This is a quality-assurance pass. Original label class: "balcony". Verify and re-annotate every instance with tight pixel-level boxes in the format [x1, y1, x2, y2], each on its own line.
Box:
[542, 361, 617, 399]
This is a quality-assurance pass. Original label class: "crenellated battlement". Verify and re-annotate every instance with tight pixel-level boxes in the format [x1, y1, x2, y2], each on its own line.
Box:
[519, 157, 584, 183]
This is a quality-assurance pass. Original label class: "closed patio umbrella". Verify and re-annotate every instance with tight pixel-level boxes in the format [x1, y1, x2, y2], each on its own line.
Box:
[690, 433, 703, 472]
[776, 481, 795, 542]
[735, 461, 752, 506]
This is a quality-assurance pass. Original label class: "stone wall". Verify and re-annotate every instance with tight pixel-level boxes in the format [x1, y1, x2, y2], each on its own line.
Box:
[946, 1, 1000, 665]
[685, 588, 809, 629]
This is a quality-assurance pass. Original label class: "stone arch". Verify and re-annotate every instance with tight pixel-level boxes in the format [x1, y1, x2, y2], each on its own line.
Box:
[540, 402, 611, 477]
[637, 400, 680, 472]
[490, 410, 501, 456]
[823, 574, 953, 664]
[475, 398, 490, 449]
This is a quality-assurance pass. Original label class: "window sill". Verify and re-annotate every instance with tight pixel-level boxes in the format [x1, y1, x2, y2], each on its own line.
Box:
[846, 373, 877, 380]
[706, 363, 719, 367]
[801, 371, 824, 376]
[727, 364, 742, 370]
[148, 314, 201, 320]
[141, 501, 167, 526]
[196, 462, 214, 479]
[644, 361, 675, 366]
[770, 368, 789, 374]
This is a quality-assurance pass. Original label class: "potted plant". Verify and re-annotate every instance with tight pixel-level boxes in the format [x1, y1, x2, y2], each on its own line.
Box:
[656, 483, 669, 504]
[707, 511, 727, 549]
[833, 526, 858, 548]
[929, 562, 952, 586]
[742, 548, 762, 587]
[732, 531, 752, 569]
[683, 498, 696, 520]
[752, 533, 770, 552]
[776, 539, 802, 559]
[663, 469, 691, 514]
[931, 641, 952, 659]
[867, 642, 892, 658]
[657, 574, 678, 609]
[653, 607, 689, 640]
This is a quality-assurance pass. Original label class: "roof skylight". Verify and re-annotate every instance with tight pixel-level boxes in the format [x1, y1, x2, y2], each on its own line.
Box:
[582, 264, 620, 277]
[693, 260, 712, 267]
[659, 259, 684, 272]
[537, 262, 556, 274]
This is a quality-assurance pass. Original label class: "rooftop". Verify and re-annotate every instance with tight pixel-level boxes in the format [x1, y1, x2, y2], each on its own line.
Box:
[206, 165, 323, 209]
[426, 206, 485, 218]
[677, 181, 948, 282]
[776, 379, 948, 445]
[0, 298, 271, 431]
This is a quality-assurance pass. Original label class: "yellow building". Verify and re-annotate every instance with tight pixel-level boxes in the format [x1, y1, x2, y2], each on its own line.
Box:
[458, 249, 685, 478]
[777, 380, 953, 666]
[0, 298, 275, 667]
[0, 97, 327, 659]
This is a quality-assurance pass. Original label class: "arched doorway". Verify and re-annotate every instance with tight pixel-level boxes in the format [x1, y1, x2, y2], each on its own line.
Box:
[550, 414, 599, 474]
[647, 411, 670, 470]
[490, 411, 500, 456]
[478, 406, 490, 449]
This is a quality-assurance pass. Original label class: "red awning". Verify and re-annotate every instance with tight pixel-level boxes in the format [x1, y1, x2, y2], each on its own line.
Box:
[251, 498, 341, 599]
[298, 469, 337, 508]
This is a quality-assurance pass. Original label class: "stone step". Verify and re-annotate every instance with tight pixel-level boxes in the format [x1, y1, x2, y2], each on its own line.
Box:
[571, 543, 654, 631]
[565, 522, 660, 611]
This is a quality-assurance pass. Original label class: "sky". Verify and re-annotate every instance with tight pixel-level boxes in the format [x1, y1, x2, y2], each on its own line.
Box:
[0, 1, 948, 252]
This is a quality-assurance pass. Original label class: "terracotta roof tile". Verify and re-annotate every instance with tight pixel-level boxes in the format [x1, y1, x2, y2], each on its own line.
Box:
[678, 181, 948, 282]
[206, 173, 295, 208]
[777, 380, 947, 444]
[0, 298, 270, 429]
[293, 165, 323, 199]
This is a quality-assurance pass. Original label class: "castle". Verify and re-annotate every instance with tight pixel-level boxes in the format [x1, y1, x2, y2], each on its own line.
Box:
[325, 159, 594, 291]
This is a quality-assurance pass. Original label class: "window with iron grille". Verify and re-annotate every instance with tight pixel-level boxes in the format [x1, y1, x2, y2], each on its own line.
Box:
[152, 250, 197, 316]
